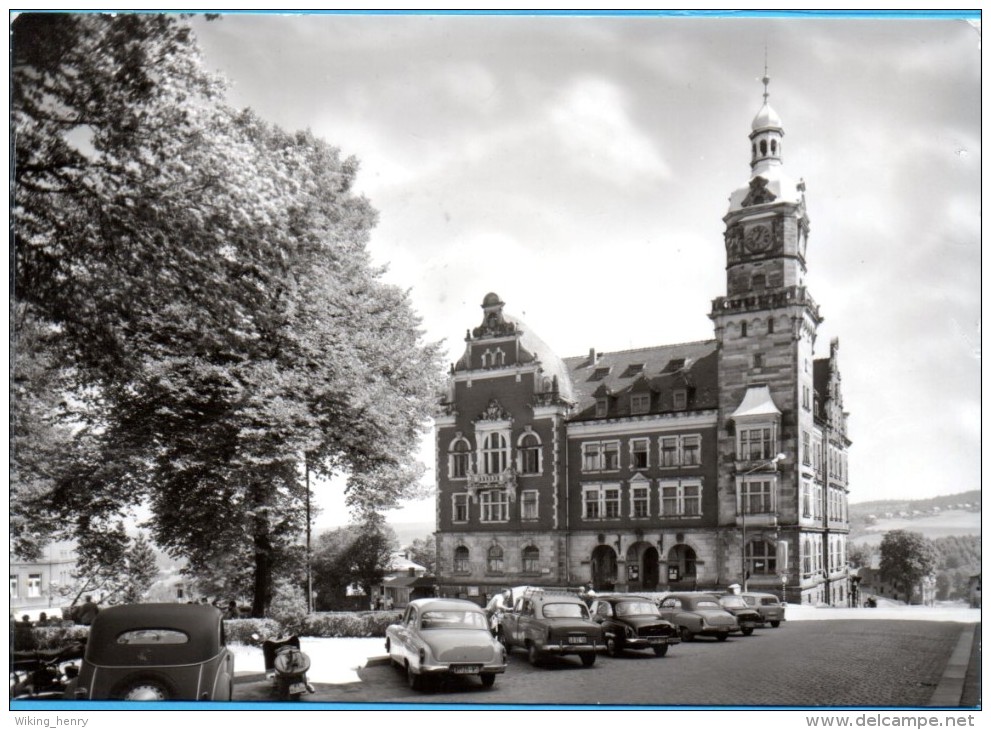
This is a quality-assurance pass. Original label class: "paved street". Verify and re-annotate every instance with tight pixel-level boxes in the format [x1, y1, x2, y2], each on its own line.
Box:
[234, 620, 971, 707]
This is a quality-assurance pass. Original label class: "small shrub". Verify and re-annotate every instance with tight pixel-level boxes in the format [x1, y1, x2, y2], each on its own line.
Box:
[18, 625, 90, 652]
[304, 610, 402, 638]
[223, 617, 281, 645]
[267, 580, 309, 635]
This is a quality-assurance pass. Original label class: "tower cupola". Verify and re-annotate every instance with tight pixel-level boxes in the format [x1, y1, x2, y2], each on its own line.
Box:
[749, 74, 784, 175]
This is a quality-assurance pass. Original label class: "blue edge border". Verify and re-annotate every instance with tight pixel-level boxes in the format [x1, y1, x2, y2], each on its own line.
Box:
[7, 5, 980, 713]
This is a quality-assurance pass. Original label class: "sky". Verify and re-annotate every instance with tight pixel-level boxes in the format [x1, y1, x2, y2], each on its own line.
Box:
[188, 11, 981, 531]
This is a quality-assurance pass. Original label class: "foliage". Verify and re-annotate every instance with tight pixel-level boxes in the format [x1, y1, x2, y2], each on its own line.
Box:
[311, 517, 398, 609]
[53, 529, 159, 606]
[932, 535, 981, 571]
[403, 534, 436, 574]
[222, 617, 282, 645]
[878, 530, 939, 597]
[11, 12, 444, 616]
[267, 579, 309, 636]
[847, 542, 875, 569]
[22, 625, 91, 652]
[304, 610, 402, 638]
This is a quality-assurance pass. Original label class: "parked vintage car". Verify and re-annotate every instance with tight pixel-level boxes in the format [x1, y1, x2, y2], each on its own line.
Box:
[740, 592, 787, 628]
[68, 603, 235, 700]
[655, 592, 739, 642]
[385, 598, 507, 691]
[716, 594, 766, 635]
[588, 595, 680, 657]
[499, 589, 603, 666]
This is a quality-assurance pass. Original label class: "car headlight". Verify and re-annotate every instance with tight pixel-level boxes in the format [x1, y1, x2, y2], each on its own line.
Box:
[625, 625, 635, 638]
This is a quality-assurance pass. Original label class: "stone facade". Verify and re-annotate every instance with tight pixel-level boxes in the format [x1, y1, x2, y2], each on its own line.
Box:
[434, 79, 852, 608]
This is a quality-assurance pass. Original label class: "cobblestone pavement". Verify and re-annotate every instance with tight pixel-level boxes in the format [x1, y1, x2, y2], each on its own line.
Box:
[233, 620, 970, 707]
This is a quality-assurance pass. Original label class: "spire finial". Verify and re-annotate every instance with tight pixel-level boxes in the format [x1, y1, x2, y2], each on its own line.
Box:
[762, 45, 770, 102]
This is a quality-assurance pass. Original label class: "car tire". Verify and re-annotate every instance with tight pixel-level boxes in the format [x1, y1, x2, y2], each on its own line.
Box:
[527, 643, 541, 666]
[606, 637, 620, 657]
[406, 663, 424, 692]
[113, 675, 176, 701]
[680, 626, 694, 642]
[742, 627, 754, 636]
[770, 621, 781, 628]
[480, 673, 496, 688]
[652, 644, 669, 657]
[716, 633, 729, 642]
[580, 653, 596, 667]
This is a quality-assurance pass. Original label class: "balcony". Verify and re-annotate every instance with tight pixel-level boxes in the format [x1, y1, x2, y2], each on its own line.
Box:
[735, 512, 778, 528]
[465, 468, 517, 500]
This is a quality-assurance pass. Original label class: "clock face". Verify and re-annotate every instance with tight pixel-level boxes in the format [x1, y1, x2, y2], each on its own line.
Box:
[744, 224, 772, 253]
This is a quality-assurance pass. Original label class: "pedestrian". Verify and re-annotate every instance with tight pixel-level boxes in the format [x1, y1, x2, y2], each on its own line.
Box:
[37, 612, 49, 627]
[78, 595, 100, 626]
[224, 600, 240, 620]
[375, 595, 384, 611]
[383, 594, 394, 611]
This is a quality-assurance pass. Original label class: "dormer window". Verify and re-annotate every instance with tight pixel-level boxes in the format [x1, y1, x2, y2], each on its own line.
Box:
[673, 389, 688, 410]
[590, 367, 611, 381]
[630, 393, 650, 415]
[595, 398, 608, 418]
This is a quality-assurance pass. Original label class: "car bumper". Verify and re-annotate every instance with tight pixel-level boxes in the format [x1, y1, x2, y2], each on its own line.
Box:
[733, 620, 766, 632]
[419, 662, 508, 676]
[625, 636, 681, 649]
[534, 640, 601, 654]
[698, 626, 735, 637]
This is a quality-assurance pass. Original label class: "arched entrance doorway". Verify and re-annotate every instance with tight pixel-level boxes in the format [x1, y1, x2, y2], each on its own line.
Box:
[624, 542, 660, 592]
[590, 545, 617, 591]
[667, 544, 698, 589]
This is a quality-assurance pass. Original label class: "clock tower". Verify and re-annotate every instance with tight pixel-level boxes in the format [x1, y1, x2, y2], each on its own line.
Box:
[709, 74, 824, 588]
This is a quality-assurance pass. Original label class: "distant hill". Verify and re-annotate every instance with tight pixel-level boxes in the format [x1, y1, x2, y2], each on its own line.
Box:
[849, 490, 980, 518]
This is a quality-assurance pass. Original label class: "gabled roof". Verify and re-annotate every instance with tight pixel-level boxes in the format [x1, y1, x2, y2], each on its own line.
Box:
[563, 340, 718, 419]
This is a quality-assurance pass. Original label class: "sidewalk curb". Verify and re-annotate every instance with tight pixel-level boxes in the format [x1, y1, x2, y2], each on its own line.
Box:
[364, 654, 392, 668]
[927, 624, 975, 707]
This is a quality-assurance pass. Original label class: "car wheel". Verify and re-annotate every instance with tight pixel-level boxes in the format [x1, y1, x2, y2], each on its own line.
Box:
[680, 626, 694, 642]
[480, 673, 496, 688]
[116, 677, 175, 701]
[770, 621, 781, 628]
[406, 663, 423, 692]
[606, 637, 620, 657]
[716, 633, 729, 642]
[580, 653, 596, 667]
[652, 644, 669, 657]
[527, 643, 541, 666]
[742, 627, 754, 636]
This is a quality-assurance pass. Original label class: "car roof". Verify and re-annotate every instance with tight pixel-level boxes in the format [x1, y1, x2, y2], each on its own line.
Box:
[85, 603, 225, 665]
[409, 598, 484, 612]
[740, 591, 779, 598]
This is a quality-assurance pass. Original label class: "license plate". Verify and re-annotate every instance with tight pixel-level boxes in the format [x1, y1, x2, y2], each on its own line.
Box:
[451, 665, 480, 675]
[648, 637, 665, 644]
[289, 682, 307, 695]
[568, 636, 587, 644]
[742, 622, 755, 629]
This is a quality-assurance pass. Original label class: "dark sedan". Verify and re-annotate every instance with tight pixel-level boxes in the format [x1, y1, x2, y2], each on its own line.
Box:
[717, 594, 766, 635]
[589, 595, 680, 657]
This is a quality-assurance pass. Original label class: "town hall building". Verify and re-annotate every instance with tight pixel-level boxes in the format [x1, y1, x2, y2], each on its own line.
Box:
[433, 77, 852, 607]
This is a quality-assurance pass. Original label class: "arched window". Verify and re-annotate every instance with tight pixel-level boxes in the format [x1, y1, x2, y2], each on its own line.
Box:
[752, 143, 757, 158]
[482, 432, 509, 475]
[518, 432, 541, 475]
[487, 545, 504, 573]
[522, 546, 540, 573]
[768, 317, 775, 334]
[802, 538, 812, 575]
[667, 544, 697, 579]
[453, 546, 470, 573]
[771, 139, 777, 154]
[448, 437, 471, 479]
[741, 321, 748, 337]
[745, 540, 777, 576]
[760, 139, 767, 155]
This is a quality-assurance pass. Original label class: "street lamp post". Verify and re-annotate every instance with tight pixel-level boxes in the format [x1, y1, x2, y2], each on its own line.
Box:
[740, 453, 786, 592]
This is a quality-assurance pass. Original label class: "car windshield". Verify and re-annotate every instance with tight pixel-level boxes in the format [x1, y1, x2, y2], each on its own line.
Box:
[420, 610, 488, 630]
[761, 597, 780, 606]
[542, 602, 589, 619]
[721, 596, 748, 608]
[614, 601, 659, 617]
[694, 600, 721, 609]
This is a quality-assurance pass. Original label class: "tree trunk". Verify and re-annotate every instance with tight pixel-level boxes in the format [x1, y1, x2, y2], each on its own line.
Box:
[250, 483, 273, 618]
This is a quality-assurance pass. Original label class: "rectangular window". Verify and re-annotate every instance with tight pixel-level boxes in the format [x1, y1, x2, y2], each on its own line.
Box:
[681, 435, 701, 466]
[739, 427, 774, 461]
[452, 493, 469, 523]
[631, 439, 649, 470]
[603, 488, 620, 518]
[582, 441, 620, 472]
[631, 486, 650, 518]
[673, 389, 687, 410]
[480, 490, 509, 522]
[630, 393, 650, 414]
[582, 484, 620, 520]
[27, 574, 42, 598]
[659, 480, 702, 517]
[660, 437, 679, 467]
[802, 481, 812, 518]
[741, 479, 773, 514]
[802, 431, 811, 466]
[595, 399, 608, 418]
[521, 490, 538, 520]
[10, 576, 18, 599]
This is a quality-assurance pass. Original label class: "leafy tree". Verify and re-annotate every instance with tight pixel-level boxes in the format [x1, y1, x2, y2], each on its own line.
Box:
[879, 530, 939, 600]
[311, 518, 398, 609]
[12, 13, 443, 616]
[55, 528, 159, 606]
[403, 535, 437, 574]
[847, 542, 874, 569]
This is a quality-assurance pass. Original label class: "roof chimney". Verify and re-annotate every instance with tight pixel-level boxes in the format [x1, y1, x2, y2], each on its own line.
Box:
[589, 348, 597, 364]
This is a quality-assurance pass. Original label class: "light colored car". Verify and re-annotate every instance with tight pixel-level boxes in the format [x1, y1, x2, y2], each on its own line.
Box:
[68, 603, 235, 700]
[499, 589, 603, 667]
[655, 592, 739, 642]
[740, 592, 787, 627]
[716, 594, 766, 635]
[385, 598, 507, 691]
